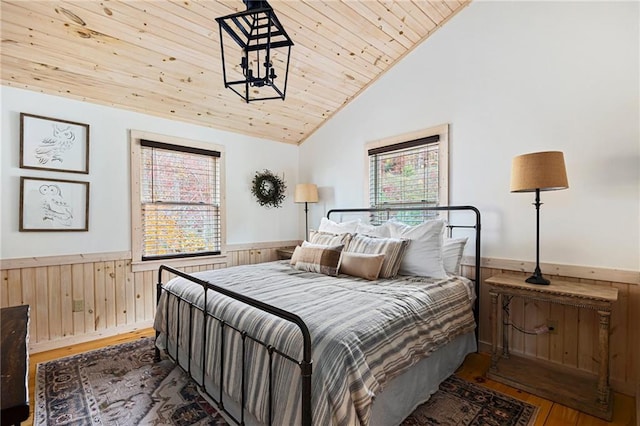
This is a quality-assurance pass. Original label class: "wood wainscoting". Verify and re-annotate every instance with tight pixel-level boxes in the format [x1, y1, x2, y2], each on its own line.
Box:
[0, 241, 298, 354]
[1, 251, 637, 398]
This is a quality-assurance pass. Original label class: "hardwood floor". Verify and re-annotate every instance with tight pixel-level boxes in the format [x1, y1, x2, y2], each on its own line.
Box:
[26, 329, 636, 426]
[455, 354, 636, 426]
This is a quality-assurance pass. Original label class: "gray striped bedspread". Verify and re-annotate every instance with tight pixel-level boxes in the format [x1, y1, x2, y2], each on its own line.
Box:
[154, 260, 476, 426]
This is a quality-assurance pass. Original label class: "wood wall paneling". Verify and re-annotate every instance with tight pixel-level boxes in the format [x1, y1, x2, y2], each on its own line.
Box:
[82, 263, 95, 335]
[0, 270, 6, 308]
[35, 267, 48, 343]
[93, 261, 106, 331]
[20, 268, 37, 342]
[0, 251, 637, 398]
[47, 265, 62, 340]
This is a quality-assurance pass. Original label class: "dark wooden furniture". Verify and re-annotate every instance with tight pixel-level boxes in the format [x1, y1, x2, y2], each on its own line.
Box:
[486, 273, 618, 421]
[1, 305, 30, 426]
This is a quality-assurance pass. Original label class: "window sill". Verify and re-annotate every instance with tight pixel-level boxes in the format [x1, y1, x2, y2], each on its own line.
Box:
[131, 253, 228, 273]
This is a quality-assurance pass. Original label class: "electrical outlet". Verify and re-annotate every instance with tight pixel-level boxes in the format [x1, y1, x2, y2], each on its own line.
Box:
[533, 324, 549, 334]
[546, 319, 558, 334]
[73, 299, 84, 312]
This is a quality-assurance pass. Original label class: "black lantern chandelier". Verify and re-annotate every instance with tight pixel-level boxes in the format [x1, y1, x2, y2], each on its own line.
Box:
[215, 0, 294, 103]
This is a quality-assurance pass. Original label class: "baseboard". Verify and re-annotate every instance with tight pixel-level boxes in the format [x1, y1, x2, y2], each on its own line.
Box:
[29, 320, 154, 354]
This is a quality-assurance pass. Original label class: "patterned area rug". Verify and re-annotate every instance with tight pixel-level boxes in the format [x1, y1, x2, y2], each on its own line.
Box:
[35, 338, 225, 425]
[36, 338, 537, 425]
[400, 375, 538, 426]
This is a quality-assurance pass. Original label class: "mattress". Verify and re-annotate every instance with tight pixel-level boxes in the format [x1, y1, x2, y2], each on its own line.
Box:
[154, 260, 476, 426]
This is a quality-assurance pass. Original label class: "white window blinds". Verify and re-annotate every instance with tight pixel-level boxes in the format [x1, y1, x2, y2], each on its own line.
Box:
[140, 140, 221, 260]
[369, 135, 440, 224]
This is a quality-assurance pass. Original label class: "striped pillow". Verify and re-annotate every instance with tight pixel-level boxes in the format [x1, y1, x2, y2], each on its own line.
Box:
[290, 241, 341, 265]
[294, 245, 344, 276]
[309, 230, 353, 247]
[345, 234, 409, 278]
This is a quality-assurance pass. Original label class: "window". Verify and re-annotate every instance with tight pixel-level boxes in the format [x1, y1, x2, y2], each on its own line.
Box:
[367, 124, 448, 224]
[130, 131, 224, 268]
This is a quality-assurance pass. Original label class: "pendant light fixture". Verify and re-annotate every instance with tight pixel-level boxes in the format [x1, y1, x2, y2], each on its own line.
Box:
[216, 0, 294, 102]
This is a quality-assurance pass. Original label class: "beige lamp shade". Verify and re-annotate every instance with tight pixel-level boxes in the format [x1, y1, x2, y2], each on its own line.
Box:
[510, 151, 569, 192]
[294, 184, 319, 203]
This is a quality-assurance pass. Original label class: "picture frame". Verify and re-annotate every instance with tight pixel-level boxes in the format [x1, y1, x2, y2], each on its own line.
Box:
[20, 113, 90, 174]
[20, 177, 90, 232]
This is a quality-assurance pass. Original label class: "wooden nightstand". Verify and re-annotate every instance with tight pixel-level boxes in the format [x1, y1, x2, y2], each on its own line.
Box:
[276, 247, 296, 260]
[485, 273, 618, 421]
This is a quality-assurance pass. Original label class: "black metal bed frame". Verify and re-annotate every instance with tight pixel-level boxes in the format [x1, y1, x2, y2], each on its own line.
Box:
[155, 205, 481, 426]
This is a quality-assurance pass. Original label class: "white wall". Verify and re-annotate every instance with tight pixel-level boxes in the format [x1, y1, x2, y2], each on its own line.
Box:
[1, 87, 299, 259]
[299, 1, 640, 271]
[2, 2, 638, 271]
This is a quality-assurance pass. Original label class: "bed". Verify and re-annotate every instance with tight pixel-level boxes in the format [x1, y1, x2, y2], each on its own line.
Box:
[154, 205, 481, 426]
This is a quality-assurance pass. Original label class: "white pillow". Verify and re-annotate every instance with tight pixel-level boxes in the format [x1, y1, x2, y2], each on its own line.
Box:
[442, 237, 468, 275]
[354, 221, 392, 238]
[318, 217, 360, 234]
[301, 240, 341, 249]
[387, 219, 447, 279]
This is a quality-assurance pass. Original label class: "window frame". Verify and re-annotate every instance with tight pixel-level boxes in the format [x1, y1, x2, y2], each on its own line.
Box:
[130, 130, 226, 272]
[365, 123, 449, 217]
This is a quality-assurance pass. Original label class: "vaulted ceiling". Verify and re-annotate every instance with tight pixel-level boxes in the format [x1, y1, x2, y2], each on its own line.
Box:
[1, 1, 470, 144]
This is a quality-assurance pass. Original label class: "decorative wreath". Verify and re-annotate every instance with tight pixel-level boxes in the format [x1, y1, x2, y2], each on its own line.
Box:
[251, 169, 287, 208]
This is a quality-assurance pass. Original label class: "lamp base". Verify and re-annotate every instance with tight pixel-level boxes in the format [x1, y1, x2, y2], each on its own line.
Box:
[525, 273, 550, 285]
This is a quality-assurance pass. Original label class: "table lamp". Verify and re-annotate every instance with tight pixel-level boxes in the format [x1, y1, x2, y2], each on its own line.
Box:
[510, 151, 568, 285]
[294, 184, 318, 240]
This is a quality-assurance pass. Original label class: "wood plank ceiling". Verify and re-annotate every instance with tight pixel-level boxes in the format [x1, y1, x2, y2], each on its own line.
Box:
[1, 1, 470, 145]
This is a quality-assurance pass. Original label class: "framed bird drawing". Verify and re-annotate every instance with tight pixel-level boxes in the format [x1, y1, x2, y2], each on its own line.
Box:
[20, 113, 89, 174]
[20, 177, 89, 232]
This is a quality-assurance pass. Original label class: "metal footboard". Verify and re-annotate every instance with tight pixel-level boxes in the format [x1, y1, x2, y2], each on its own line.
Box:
[155, 265, 313, 426]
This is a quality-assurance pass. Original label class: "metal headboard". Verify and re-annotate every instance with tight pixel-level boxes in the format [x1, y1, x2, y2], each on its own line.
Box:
[327, 205, 481, 343]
